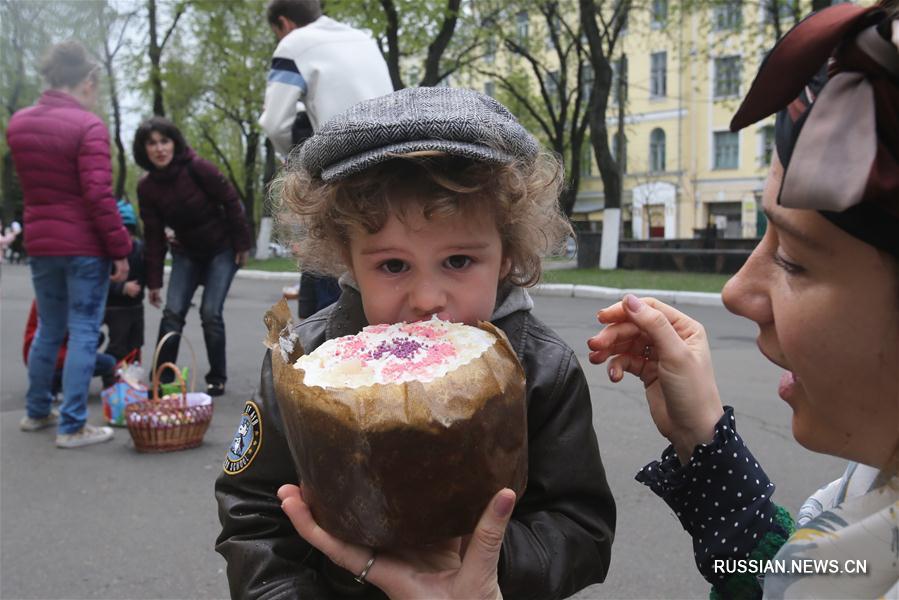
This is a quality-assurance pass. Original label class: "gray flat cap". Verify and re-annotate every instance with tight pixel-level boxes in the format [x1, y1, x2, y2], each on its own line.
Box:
[299, 86, 540, 182]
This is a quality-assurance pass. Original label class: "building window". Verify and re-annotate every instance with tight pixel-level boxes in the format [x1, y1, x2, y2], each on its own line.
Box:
[651, 0, 668, 27]
[714, 131, 739, 169]
[714, 56, 741, 98]
[650, 51, 667, 98]
[762, 0, 796, 25]
[485, 35, 496, 64]
[760, 124, 774, 166]
[612, 131, 627, 173]
[713, 0, 742, 30]
[546, 11, 560, 50]
[611, 55, 628, 104]
[516, 11, 529, 44]
[484, 81, 496, 98]
[650, 128, 666, 172]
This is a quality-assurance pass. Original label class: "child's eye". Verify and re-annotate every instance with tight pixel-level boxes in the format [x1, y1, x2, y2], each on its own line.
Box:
[772, 251, 804, 275]
[444, 255, 472, 270]
[379, 259, 408, 274]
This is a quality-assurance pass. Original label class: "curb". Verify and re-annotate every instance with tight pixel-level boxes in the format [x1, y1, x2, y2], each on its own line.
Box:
[529, 283, 723, 307]
[223, 268, 724, 308]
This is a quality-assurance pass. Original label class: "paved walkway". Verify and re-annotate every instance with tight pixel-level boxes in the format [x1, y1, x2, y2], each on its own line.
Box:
[0, 262, 842, 599]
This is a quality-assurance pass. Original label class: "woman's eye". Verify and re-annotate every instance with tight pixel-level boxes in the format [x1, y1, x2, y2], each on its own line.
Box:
[772, 251, 804, 275]
[379, 259, 408, 274]
[444, 255, 472, 270]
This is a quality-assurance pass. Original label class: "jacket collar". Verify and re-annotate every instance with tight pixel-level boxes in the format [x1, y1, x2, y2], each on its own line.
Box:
[38, 89, 85, 110]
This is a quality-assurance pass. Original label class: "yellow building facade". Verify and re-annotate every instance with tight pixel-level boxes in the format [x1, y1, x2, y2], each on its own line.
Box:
[573, 1, 803, 239]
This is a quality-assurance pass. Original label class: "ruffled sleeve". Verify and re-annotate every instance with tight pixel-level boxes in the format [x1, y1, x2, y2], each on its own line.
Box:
[636, 407, 795, 598]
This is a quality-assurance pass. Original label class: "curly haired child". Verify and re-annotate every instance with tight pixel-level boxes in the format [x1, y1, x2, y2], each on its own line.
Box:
[215, 86, 616, 600]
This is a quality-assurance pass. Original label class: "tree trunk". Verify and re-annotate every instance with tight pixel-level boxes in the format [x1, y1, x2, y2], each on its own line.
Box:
[262, 139, 276, 218]
[242, 132, 259, 240]
[810, 0, 830, 12]
[378, 0, 403, 90]
[420, 0, 461, 86]
[148, 0, 165, 116]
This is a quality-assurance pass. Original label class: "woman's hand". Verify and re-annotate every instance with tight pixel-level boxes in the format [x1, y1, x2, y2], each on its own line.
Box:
[110, 258, 129, 283]
[587, 294, 723, 463]
[148, 288, 163, 308]
[277, 484, 514, 600]
[235, 250, 249, 268]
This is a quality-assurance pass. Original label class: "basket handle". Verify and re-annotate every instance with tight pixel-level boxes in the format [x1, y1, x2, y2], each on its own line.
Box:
[152, 362, 187, 402]
[151, 331, 198, 392]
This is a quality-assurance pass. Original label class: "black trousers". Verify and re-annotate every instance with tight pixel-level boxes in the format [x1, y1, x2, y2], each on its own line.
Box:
[103, 304, 145, 363]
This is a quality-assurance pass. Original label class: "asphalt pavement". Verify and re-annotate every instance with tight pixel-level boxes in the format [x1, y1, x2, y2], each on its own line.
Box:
[0, 262, 844, 600]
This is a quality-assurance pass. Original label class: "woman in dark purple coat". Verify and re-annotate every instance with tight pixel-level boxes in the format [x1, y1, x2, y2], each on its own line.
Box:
[133, 117, 252, 397]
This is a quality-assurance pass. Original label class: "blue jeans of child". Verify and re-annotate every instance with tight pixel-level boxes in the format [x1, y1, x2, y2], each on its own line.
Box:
[26, 256, 111, 434]
[156, 249, 238, 385]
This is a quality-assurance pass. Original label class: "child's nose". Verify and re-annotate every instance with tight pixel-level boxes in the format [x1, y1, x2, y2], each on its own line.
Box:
[408, 279, 447, 316]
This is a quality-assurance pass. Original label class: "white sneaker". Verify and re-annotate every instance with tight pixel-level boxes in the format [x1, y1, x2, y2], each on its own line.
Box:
[20, 409, 60, 432]
[56, 424, 114, 449]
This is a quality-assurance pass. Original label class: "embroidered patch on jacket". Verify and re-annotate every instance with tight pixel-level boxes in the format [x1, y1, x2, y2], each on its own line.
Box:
[223, 400, 262, 475]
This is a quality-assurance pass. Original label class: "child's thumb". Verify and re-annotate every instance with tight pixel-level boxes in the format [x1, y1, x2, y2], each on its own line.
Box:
[622, 294, 685, 359]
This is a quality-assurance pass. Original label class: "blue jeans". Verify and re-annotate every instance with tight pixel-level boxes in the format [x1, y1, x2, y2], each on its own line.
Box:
[156, 249, 238, 385]
[26, 256, 111, 434]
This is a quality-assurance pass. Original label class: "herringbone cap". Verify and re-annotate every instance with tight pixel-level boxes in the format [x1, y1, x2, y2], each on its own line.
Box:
[299, 86, 540, 182]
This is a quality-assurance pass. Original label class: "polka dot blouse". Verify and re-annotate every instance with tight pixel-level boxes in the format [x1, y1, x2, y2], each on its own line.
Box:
[635, 406, 791, 589]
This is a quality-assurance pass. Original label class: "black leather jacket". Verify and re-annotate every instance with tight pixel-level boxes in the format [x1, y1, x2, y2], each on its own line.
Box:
[215, 288, 616, 600]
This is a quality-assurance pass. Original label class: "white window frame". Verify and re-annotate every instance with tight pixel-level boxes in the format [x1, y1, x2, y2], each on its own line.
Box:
[712, 129, 740, 170]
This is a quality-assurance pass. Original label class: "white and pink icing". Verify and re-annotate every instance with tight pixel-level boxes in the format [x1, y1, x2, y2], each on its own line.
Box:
[294, 317, 496, 389]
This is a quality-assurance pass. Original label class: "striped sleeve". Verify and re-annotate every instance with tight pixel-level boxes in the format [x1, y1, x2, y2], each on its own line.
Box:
[267, 57, 307, 92]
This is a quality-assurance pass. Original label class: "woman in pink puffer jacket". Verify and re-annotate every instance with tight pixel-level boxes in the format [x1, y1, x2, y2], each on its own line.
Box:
[6, 40, 132, 449]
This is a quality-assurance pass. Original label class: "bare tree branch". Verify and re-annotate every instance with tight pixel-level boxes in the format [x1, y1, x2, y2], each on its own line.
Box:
[198, 124, 244, 202]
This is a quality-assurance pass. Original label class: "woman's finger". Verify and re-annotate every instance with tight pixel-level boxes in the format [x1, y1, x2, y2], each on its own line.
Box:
[457, 488, 515, 587]
[587, 321, 644, 352]
[617, 295, 690, 360]
[607, 352, 659, 386]
[599, 296, 695, 333]
[277, 485, 372, 577]
[588, 334, 653, 365]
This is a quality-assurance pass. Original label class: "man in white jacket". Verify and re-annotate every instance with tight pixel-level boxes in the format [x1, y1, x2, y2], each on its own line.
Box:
[260, 0, 393, 158]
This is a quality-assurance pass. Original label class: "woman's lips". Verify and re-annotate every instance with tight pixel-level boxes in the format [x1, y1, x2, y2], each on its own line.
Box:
[778, 371, 799, 401]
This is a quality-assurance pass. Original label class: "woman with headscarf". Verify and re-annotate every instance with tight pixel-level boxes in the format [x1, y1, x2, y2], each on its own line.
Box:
[6, 40, 131, 449]
[588, 3, 899, 598]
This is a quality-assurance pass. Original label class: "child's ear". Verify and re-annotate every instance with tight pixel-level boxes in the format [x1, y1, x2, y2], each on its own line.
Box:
[499, 256, 512, 281]
[340, 244, 355, 277]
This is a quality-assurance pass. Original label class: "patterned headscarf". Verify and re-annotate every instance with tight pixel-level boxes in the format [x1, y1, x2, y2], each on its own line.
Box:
[730, 3, 899, 257]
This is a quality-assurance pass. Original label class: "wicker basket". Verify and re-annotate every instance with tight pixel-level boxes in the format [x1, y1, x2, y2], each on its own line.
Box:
[125, 333, 213, 453]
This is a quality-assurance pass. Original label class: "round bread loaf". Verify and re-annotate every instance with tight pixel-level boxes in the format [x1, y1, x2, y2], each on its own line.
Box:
[272, 316, 528, 549]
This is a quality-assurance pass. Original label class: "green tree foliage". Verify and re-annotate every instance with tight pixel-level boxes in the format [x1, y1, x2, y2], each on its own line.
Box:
[163, 0, 274, 234]
[325, 0, 494, 88]
[0, 0, 109, 223]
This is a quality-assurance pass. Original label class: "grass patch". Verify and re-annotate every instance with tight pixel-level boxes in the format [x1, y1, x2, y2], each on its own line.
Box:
[542, 268, 730, 293]
[244, 257, 299, 272]
[238, 258, 728, 293]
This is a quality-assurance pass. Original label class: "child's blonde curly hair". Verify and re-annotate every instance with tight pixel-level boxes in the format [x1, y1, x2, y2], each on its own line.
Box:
[276, 150, 573, 288]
